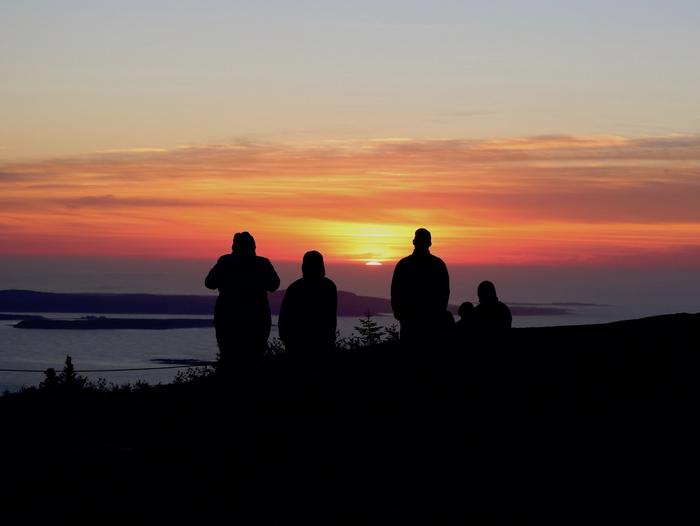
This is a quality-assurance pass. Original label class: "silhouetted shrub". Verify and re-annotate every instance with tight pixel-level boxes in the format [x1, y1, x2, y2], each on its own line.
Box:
[39, 367, 60, 391]
[32, 355, 214, 395]
[38, 355, 89, 394]
[174, 366, 214, 384]
[335, 332, 362, 351]
[267, 337, 286, 356]
[384, 322, 400, 342]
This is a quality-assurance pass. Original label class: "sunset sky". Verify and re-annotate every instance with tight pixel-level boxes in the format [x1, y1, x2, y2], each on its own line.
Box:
[1, 1, 699, 303]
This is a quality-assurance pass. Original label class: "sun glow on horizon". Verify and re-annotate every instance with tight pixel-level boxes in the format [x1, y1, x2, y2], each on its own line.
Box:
[2, 135, 700, 267]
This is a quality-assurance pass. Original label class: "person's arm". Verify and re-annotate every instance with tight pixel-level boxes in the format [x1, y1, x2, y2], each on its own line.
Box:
[329, 281, 338, 336]
[204, 259, 220, 290]
[390, 261, 404, 320]
[504, 304, 512, 329]
[278, 288, 291, 344]
[265, 259, 281, 292]
[438, 260, 450, 311]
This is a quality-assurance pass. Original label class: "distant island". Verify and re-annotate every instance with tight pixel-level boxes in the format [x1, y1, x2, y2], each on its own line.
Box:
[0, 313, 46, 321]
[1, 289, 577, 319]
[13, 316, 213, 330]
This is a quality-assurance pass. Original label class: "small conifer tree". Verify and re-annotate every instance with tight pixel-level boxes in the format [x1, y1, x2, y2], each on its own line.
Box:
[59, 355, 87, 390]
[354, 312, 384, 347]
[62, 355, 77, 382]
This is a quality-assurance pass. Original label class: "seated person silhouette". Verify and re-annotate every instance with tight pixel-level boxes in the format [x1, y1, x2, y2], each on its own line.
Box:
[455, 301, 475, 333]
[472, 281, 512, 330]
[390, 228, 450, 343]
[279, 251, 337, 358]
[205, 232, 280, 369]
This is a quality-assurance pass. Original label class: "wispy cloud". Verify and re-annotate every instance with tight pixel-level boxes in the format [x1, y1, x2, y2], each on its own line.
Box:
[94, 148, 168, 154]
[1, 134, 699, 264]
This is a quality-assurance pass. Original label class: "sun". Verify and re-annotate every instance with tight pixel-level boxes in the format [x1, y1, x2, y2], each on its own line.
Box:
[365, 260, 383, 266]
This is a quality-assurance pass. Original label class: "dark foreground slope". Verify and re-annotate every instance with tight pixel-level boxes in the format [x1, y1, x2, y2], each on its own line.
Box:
[1, 314, 699, 523]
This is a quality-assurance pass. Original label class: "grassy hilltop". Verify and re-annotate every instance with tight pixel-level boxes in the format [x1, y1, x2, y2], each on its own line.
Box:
[1, 313, 699, 523]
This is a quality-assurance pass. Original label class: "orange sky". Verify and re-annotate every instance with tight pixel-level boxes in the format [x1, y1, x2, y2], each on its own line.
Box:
[2, 134, 700, 267]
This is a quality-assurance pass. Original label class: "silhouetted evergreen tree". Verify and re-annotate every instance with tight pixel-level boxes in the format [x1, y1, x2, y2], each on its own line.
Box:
[60, 355, 87, 391]
[354, 312, 383, 346]
[62, 355, 76, 381]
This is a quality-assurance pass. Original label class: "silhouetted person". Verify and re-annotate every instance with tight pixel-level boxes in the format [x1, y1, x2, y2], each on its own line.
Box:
[473, 281, 512, 331]
[391, 228, 450, 342]
[205, 232, 280, 369]
[279, 251, 337, 357]
[455, 301, 475, 333]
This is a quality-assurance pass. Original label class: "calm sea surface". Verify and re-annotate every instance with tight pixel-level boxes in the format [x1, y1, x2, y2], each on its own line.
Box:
[0, 304, 694, 392]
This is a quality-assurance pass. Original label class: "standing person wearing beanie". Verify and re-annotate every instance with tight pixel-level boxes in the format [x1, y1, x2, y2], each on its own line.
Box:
[390, 228, 450, 343]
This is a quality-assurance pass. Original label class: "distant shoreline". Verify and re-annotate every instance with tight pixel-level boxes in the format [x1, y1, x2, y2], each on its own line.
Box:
[13, 316, 214, 330]
[0, 289, 579, 319]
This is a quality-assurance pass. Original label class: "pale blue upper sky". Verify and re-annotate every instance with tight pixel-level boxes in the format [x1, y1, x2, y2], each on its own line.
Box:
[2, 0, 699, 159]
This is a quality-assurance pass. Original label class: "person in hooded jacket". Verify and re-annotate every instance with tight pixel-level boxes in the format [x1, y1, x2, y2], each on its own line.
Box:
[205, 232, 280, 369]
[279, 251, 337, 357]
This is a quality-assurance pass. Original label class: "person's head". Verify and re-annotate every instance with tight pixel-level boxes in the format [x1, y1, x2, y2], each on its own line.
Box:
[477, 281, 498, 304]
[413, 228, 432, 252]
[302, 250, 325, 279]
[232, 231, 256, 256]
[458, 301, 474, 319]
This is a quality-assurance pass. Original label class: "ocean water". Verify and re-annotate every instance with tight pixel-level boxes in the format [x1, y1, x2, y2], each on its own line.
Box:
[0, 313, 392, 392]
[0, 303, 695, 392]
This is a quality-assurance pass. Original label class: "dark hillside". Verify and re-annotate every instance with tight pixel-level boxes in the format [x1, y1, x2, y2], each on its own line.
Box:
[1, 313, 698, 522]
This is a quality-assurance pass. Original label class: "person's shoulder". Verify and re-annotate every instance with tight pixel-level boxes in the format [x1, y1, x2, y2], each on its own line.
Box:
[217, 253, 233, 264]
[395, 254, 414, 266]
[428, 254, 448, 270]
[322, 277, 337, 290]
[473, 303, 492, 317]
[286, 278, 304, 291]
[281, 280, 303, 303]
[255, 255, 273, 265]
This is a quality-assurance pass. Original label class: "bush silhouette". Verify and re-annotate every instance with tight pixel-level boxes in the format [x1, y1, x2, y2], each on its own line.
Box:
[40, 355, 88, 393]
